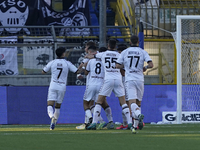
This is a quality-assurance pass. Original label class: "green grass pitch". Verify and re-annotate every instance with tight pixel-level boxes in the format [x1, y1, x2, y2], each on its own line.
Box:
[0, 124, 200, 150]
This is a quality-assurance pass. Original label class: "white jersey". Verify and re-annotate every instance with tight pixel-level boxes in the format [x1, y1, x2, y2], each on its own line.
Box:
[117, 46, 152, 82]
[43, 59, 78, 91]
[95, 50, 122, 80]
[86, 58, 104, 85]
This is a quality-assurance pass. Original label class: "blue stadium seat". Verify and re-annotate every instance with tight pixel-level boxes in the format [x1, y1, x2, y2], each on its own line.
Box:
[88, 0, 99, 36]
[107, 28, 124, 42]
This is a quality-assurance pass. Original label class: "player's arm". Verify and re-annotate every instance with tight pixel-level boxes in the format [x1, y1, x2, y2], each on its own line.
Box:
[42, 61, 51, 74]
[42, 70, 47, 74]
[143, 61, 153, 72]
[84, 60, 90, 75]
[116, 52, 124, 69]
[85, 54, 95, 59]
[85, 70, 89, 75]
[120, 69, 125, 76]
[116, 63, 124, 69]
[85, 52, 102, 59]
[78, 62, 84, 70]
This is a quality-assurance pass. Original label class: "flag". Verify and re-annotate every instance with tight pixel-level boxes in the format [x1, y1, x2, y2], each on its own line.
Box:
[0, 37, 18, 75]
[22, 37, 55, 69]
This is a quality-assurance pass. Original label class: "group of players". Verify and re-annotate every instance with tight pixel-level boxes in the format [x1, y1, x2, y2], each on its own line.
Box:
[42, 35, 153, 134]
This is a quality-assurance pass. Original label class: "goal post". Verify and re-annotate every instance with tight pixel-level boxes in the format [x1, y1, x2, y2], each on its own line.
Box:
[176, 15, 200, 124]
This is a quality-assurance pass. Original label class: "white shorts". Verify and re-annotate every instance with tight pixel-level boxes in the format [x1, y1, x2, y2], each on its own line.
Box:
[125, 80, 144, 101]
[47, 89, 65, 104]
[83, 84, 102, 102]
[99, 79, 125, 97]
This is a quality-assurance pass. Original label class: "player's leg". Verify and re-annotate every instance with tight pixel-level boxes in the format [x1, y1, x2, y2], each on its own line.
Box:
[87, 80, 113, 130]
[114, 79, 134, 132]
[116, 80, 130, 130]
[128, 80, 144, 130]
[76, 85, 93, 129]
[47, 101, 55, 119]
[87, 95, 106, 130]
[76, 100, 88, 129]
[118, 96, 132, 128]
[101, 100, 114, 129]
[49, 90, 65, 130]
[84, 100, 93, 128]
[47, 89, 57, 130]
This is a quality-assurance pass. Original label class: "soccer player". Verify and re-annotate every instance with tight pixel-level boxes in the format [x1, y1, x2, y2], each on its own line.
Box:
[116, 44, 130, 130]
[76, 43, 112, 130]
[76, 41, 97, 129]
[116, 35, 153, 133]
[85, 39, 132, 130]
[42, 47, 80, 130]
[84, 45, 113, 129]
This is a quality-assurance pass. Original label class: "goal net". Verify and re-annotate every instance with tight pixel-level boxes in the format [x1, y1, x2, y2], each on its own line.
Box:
[176, 16, 200, 124]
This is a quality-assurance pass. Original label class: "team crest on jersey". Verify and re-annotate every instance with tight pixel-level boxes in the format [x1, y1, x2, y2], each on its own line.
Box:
[36, 54, 49, 66]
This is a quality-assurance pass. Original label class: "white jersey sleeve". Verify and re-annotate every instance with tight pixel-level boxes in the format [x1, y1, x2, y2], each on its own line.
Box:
[67, 61, 78, 73]
[43, 60, 53, 73]
[86, 59, 91, 72]
[95, 52, 104, 59]
[116, 53, 124, 65]
[143, 50, 152, 62]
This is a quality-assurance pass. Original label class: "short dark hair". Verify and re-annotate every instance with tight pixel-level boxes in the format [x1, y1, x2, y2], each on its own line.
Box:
[99, 47, 107, 52]
[56, 47, 66, 58]
[108, 39, 117, 49]
[86, 41, 96, 47]
[88, 45, 97, 52]
[117, 45, 127, 52]
[130, 35, 139, 44]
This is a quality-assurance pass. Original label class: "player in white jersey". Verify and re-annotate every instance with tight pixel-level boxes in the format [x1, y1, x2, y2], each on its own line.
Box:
[76, 45, 113, 130]
[115, 44, 130, 130]
[76, 41, 97, 129]
[116, 35, 153, 133]
[85, 39, 132, 130]
[84, 46, 113, 129]
[42, 47, 80, 130]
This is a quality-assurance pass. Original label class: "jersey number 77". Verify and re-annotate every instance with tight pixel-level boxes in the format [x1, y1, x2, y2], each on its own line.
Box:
[128, 56, 140, 68]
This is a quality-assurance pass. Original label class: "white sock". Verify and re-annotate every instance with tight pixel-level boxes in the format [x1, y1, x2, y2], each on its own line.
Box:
[134, 119, 139, 128]
[84, 115, 88, 124]
[47, 106, 54, 119]
[132, 113, 138, 128]
[92, 104, 102, 124]
[54, 108, 60, 121]
[122, 111, 128, 126]
[122, 104, 132, 124]
[131, 103, 141, 118]
[90, 105, 95, 114]
[104, 107, 113, 123]
[98, 115, 105, 123]
[85, 109, 92, 119]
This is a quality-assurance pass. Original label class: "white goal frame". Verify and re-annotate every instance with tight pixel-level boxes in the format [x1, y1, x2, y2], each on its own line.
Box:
[176, 15, 200, 124]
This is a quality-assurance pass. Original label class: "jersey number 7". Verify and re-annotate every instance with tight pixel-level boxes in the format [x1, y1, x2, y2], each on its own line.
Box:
[57, 68, 63, 79]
